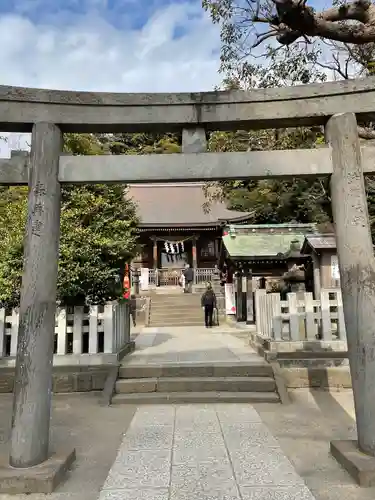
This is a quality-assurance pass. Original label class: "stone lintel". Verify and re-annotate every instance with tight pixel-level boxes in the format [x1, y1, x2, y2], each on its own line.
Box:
[2, 77, 375, 133]
[0, 449, 76, 494]
[3, 147, 375, 185]
[330, 440, 375, 487]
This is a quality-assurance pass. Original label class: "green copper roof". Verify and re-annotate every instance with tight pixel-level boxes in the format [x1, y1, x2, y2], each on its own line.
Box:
[223, 232, 307, 258]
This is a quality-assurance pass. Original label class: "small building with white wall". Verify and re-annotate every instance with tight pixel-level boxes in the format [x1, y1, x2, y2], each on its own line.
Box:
[301, 234, 340, 299]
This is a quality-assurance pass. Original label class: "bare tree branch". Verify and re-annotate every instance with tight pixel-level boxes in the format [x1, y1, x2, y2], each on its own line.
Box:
[252, 28, 278, 47]
[257, 0, 375, 46]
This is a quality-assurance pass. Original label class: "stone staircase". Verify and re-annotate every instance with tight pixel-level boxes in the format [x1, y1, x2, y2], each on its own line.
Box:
[112, 361, 280, 404]
[149, 292, 205, 327]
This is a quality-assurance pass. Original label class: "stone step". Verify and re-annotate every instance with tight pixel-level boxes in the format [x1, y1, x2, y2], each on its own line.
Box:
[150, 308, 203, 315]
[150, 318, 204, 323]
[149, 299, 202, 303]
[150, 317, 204, 323]
[149, 294, 201, 300]
[115, 376, 276, 394]
[150, 298, 201, 303]
[150, 302, 201, 309]
[119, 361, 273, 379]
[150, 321, 205, 327]
[111, 391, 280, 405]
[150, 321, 204, 326]
[150, 315, 204, 321]
[150, 303, 201, 309]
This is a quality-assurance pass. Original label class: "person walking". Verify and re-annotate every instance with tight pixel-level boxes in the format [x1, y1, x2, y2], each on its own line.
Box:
[201, 282, 217, 328]
[183, 263, 194, 293]
[129, 294, 137, 327]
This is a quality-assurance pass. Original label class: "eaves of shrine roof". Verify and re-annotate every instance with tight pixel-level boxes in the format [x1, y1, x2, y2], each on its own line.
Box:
[222, 223, 317, 259]
[301, 234, 337, 253]
[127, 182, 252, 228]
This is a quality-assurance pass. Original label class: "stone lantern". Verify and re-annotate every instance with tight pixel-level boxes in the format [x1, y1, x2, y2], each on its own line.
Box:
[282, 239, 307, 293]
[282, 239, 309, 340]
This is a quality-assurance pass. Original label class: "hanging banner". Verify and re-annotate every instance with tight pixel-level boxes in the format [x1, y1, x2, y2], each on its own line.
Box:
[140, 268, 149, 291]
[123, 263, 130, 299]
[225, 283, 236, 315]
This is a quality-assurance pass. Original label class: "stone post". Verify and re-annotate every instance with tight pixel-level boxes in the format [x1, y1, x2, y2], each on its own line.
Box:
[326, 112, 375, 456]
[311, 252, 321, 300]
[182, 128, 207, 154]
[235, 270, 243, 322]
[10, 123, 62, 468]
[132, 268, 140, 295]
[212, 265, 223, 312]
[245, 267, 254, 324]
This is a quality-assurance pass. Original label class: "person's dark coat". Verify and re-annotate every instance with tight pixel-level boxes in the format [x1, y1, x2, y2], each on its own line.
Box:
[183, 267, 194, 282]
[201, 289, 217, 308]
[129, 295, 137, 314]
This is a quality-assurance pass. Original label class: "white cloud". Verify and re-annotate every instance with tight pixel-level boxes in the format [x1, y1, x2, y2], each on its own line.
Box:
[0, 2, 221, 157]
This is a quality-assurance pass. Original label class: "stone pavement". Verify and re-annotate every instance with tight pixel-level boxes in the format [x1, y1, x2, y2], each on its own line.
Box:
[98, 404, 316, 500]
[0, 390, 373, 500]
[124, 325, 263, 365]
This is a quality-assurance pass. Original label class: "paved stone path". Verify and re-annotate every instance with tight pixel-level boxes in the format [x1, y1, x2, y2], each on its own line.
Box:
[98, 404, 316, 500]
[124, 326, 263, 365]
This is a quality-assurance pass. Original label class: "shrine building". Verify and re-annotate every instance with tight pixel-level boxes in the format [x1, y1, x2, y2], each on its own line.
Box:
[128, 182, 252, 286]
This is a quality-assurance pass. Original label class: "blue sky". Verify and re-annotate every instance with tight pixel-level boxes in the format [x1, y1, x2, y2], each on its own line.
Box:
[0, 0, 331, 94]
[0, 0, 333, 155]
[0, 0, 223, 155]
[0, 0, 221, 93]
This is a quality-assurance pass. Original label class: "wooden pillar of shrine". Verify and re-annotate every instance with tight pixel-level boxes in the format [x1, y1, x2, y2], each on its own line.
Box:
[245, 266, 254, 324]
[235, 269, 244, 322]
[151, 237, 158, 269]
[192, 235, 198, 270]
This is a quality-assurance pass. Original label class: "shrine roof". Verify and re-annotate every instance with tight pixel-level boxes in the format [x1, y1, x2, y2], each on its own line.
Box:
[127, 183, 252, 228]
[222, 223, 317, 259]
[301, 234, 336, 253]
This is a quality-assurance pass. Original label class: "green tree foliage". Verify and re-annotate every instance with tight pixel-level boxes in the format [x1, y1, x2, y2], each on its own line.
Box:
[0, 133, 140, 308]
[102, 133, 181, 155]
[0, 187, 27, 307]
[200, 8, 375, 234]
[202, 53, 334, 226]
[205, 127, 332, 226]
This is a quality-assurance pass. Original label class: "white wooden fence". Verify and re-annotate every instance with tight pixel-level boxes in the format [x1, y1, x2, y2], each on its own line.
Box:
[147, 268, 215, 287]
[0, 301, 130, 358]
[194, 268, 215, 284]
[255, 289, 346, 342]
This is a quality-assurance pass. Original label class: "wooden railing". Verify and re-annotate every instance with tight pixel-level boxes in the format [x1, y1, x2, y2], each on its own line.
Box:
[194, 268, 215, 285]
[147, 268, 215, 287]
[255, 288, 346, 342]
[0, 301, 131, 358]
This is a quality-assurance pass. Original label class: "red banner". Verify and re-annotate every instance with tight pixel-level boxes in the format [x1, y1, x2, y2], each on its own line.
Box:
[123, 263, 130, 299]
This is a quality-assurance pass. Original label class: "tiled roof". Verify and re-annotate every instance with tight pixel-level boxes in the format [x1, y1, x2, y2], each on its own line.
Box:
[128, 183, 251, 227]
[301, 234, 337, 253]
[222, 224, 317, 258]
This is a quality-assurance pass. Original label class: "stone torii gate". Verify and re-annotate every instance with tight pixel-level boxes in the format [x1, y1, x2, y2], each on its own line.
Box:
[1, 79, 375, 490]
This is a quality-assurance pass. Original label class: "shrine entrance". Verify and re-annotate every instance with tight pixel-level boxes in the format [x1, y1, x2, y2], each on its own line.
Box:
[158, 238, 191, 286]
[2, 78, 375, 487]
[159, 238, 192, 269]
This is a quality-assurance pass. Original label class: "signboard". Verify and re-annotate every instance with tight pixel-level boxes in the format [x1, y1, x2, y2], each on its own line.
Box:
[140, 268, 149, 291]
[225, 283, 236, 315]
[331, 255, 340, 281]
